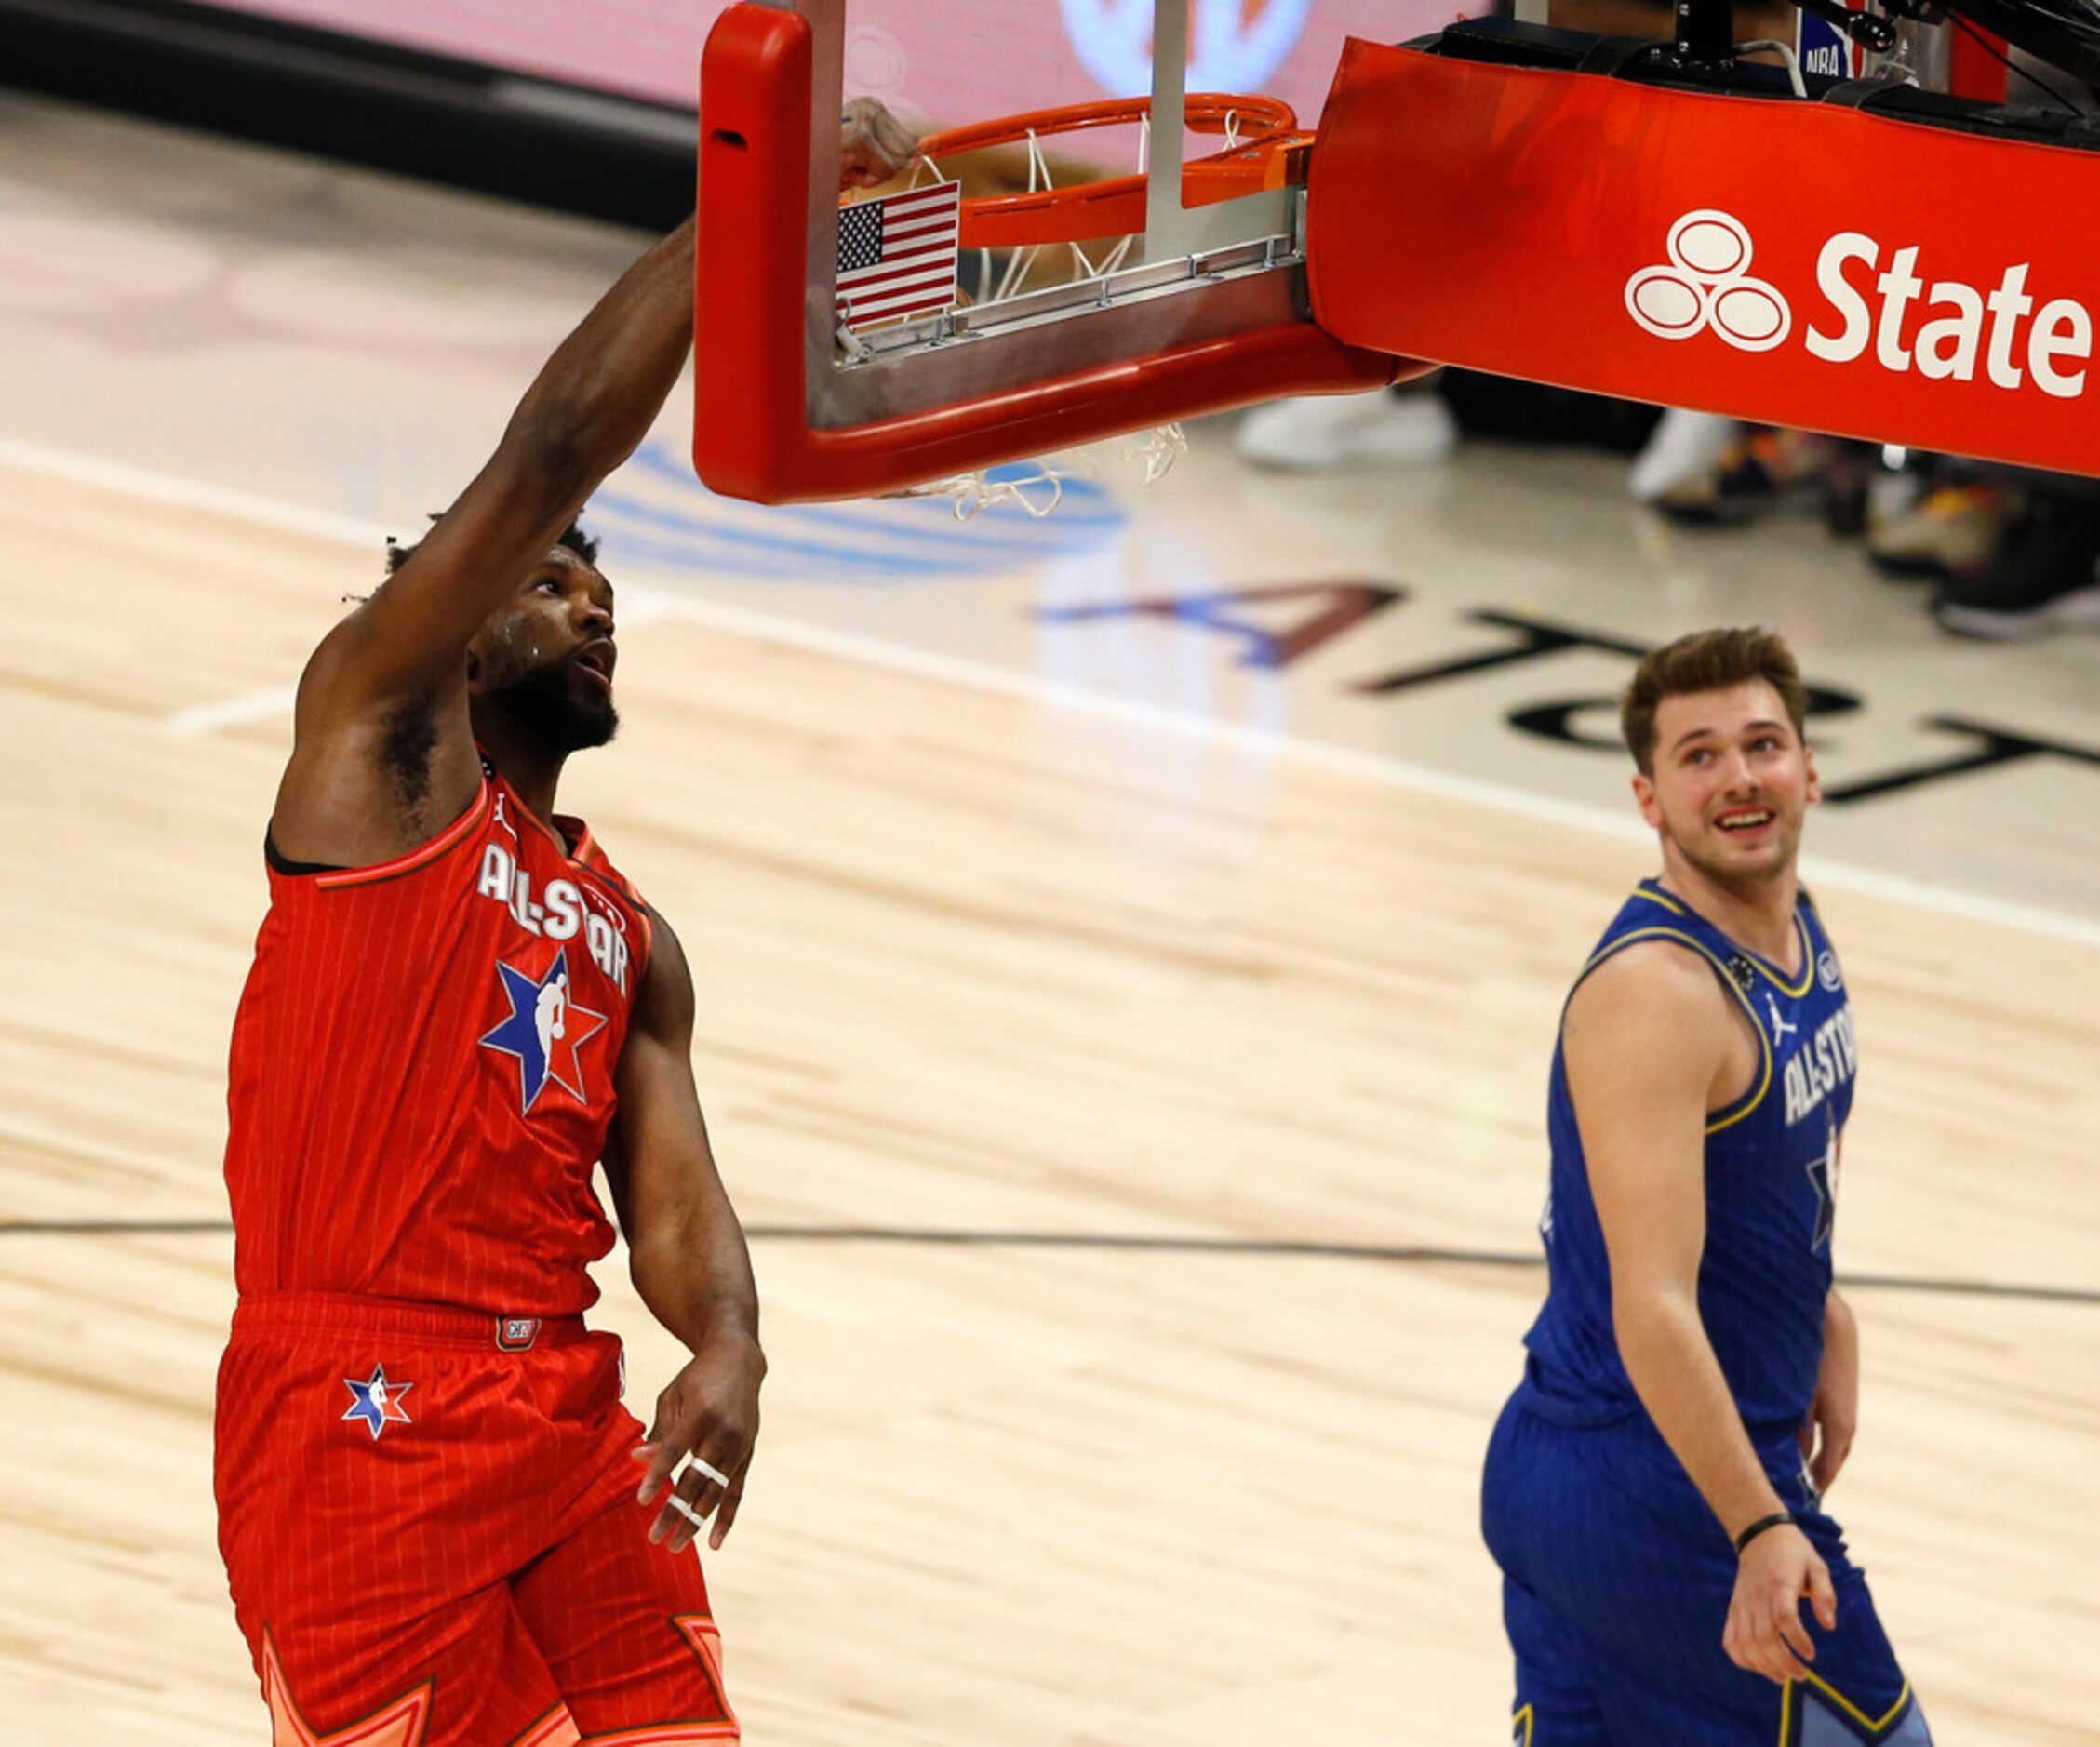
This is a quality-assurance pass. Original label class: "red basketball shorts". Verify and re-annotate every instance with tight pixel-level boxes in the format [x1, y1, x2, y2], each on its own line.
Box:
[214, 1293, 738, 1746]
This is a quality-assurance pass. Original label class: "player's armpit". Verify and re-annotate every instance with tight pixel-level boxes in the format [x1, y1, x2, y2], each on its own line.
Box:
[321, 220, 694, 714]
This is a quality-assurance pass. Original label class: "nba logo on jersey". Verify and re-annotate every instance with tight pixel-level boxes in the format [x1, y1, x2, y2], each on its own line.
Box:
[479, 946, 609, 1114]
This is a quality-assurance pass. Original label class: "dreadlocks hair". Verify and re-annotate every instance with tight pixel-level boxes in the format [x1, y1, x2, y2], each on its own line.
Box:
[382, 516, 599, 577]
[1619, 627, 1809, 778]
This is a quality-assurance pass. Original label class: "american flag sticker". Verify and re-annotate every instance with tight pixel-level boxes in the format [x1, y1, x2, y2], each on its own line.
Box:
[836, 180, 961, 332]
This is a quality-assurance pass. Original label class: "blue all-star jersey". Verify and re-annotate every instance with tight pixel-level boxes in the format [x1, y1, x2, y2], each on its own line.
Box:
[1517, 879, 1857, 1435]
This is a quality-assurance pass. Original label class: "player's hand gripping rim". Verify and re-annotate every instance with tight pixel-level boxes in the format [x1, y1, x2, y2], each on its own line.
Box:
[838, 95, 920, 191]
[631, 1336, 765, 1554]
[1723, 1516, 1839, 1686]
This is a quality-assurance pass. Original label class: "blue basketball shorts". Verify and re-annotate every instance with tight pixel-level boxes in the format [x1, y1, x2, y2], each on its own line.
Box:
[1481, 1393, 1930, 1745]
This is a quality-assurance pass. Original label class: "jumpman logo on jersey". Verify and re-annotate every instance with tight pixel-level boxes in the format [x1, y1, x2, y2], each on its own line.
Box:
[479, 946, 608, 1114]
[341, 1363, 414, 1440]
[1805, 1116, 1839, 1250]
[1766, 992, 1799, 1040]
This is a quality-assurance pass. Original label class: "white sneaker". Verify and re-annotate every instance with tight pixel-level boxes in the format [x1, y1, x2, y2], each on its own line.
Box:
[1629, 407, 1740, 503]
[1237, 390, 1459, 472]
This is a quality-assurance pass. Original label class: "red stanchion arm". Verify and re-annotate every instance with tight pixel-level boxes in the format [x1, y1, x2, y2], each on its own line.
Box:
[1308, 40, 2100, 480]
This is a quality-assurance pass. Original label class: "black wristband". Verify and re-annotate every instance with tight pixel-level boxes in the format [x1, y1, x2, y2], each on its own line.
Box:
[1733, 1512, 1797, 1554]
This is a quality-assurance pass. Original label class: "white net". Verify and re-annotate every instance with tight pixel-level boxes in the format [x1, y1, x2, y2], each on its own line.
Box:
[866, 113, 1212, 518]
[892, 421, 1188, 521]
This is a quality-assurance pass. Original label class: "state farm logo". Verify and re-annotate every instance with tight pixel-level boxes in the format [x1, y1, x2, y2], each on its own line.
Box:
[1625, 209, 2095, 400]
[1625, 210, 1791, 353]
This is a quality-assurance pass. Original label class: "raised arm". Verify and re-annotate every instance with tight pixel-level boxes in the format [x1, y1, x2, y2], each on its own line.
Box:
[603, 908, 764, 1555]
[274, 102, 921, 869]
[1567, 943, 1838, 1686]
[271, 220, 697, 866]
[328, 226, 696, 703]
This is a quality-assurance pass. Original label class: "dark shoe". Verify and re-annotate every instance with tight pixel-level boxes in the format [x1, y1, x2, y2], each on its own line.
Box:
[1931, 498, 2100, 638]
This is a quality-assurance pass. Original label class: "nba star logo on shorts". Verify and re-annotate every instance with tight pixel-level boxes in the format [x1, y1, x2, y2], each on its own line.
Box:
[341, 1363, 415, 1440]
[1625, 210, 1791, 353]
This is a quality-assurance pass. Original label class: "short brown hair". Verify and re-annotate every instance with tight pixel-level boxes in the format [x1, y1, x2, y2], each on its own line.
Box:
[1621, 627, 1808, 776]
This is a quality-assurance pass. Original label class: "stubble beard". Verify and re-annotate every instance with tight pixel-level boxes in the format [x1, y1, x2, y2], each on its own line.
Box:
[1664, 805, 1801, 897]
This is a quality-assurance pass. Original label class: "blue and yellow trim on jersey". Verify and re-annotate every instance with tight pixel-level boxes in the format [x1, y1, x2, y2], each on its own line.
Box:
[1635, 881, 1815, 997]
[1568, 924, 1773, 1135]
[1782, 1671, 1920, 1742]
[1511, 1701, 1535, 1745]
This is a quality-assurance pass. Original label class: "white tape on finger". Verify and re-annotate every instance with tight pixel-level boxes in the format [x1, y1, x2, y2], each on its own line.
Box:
[674, 1452, 732, 1490]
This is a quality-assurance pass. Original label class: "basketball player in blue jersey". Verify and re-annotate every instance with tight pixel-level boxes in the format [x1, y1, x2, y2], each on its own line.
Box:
[1481, 628, 1930, 1744]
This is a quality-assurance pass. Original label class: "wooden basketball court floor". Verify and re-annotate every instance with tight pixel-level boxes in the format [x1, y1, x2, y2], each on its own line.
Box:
[4, 92, 2099, 1744]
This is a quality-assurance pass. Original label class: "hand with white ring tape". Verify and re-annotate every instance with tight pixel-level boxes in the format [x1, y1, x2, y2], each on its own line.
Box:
[631, 1333, 767, 1554]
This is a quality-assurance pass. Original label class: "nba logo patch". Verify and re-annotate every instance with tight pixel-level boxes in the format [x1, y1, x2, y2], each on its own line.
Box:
[341, 1363, 414, 1441]
[479, 947, 608, 1115]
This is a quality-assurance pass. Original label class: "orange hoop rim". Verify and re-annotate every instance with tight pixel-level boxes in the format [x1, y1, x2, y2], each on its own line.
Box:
[907, 92, 1309, 250]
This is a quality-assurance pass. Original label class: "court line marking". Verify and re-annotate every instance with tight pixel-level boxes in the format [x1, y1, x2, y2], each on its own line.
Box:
[3, 1218, 2093, 1305]
[156, 596, 687, 736]
[6, 433, 2099, 949]
[164, 685, 300, 737]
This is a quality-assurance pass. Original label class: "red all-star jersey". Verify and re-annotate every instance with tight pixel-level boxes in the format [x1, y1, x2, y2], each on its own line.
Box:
[223, 765, 653, 1314]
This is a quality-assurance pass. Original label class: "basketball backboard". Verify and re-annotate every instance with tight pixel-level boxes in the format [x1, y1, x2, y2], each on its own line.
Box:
[691, 1, 1444, 503]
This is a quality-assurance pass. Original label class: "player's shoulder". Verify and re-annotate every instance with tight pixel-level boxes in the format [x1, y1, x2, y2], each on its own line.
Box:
[633, 896, 686, 984]
[1578, 934, 1722, 1001]
[1568, 936, 1736, 1043]
[1563, 939, 1742, 1100]
[580, 846, 647, 911]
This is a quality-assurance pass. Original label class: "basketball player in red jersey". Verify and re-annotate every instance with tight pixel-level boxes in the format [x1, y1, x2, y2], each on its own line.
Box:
[215, 102, 919, 1746]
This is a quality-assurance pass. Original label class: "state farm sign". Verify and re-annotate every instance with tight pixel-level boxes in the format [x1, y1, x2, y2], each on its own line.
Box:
[1305, 41, 2100, 476]
[1629, 209, 2093, 400]
[1807, 234, 2090, 399]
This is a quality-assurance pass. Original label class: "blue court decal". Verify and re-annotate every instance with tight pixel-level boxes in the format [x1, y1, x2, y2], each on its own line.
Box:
[591, 441, 1129, 584]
